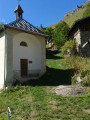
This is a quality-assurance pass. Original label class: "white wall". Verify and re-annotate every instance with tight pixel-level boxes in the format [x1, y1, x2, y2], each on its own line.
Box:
[74, 30, 81, 52]
[74, 32, 81, 45]
[13, 32, 41, 74]
[0, 32, 5, 89]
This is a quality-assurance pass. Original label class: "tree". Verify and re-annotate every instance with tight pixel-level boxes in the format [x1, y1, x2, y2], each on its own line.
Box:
[43, 27, 54, 45]
[38, 24, 44, 31]
[53, 21, 69, 49]
[0, 23, 4, 27]
[44, 27, 53, 36]
[83, 3, 90, 17]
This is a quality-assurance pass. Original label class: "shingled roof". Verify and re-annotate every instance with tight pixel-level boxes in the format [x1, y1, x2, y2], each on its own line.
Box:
[6, 18, 47, 37]
[69, 15, 90, 35]
[0, 4, 48, 37]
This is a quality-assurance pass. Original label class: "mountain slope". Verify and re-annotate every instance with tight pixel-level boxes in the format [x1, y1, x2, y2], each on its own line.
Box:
[48, 0, 90, 28]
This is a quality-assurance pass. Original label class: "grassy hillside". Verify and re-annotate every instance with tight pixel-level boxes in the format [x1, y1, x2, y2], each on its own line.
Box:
[0, 51, 90, 120]
[49, 1, 89, 28]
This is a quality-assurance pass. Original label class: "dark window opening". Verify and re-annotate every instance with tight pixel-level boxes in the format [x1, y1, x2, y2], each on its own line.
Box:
[20, 41, 28, 47]
[88, 39, 90, 44]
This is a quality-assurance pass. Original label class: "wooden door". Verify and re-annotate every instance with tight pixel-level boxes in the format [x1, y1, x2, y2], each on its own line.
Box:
[20, 59, 28, 77]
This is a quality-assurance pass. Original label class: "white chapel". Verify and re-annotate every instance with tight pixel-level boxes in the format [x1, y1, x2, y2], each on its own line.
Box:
[0, 4, 48, 89]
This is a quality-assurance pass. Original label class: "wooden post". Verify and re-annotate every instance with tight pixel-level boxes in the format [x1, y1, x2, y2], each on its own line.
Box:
[7, 107, 11, 120]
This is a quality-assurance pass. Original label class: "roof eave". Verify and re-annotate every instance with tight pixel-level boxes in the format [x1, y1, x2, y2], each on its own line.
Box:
[5, 25, 49, 38]
[69, 15, 90, 35]
[0, 25, 6, 32]
[68, 22, 77, 35]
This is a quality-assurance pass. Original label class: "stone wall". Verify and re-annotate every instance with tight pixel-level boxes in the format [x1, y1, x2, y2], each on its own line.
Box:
[74, 29, 81, 53]
[73, 30, 90, 57]
[80, 31, 90, 56]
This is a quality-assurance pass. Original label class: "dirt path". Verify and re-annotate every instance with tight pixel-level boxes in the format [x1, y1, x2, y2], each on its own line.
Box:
[55, 85, 86, 96]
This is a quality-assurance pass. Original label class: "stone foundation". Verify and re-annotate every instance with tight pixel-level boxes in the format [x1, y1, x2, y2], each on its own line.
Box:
[13, 69, 44, 82]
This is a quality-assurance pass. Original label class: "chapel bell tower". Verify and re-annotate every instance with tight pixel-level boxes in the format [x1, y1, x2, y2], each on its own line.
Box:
[14, 4, 23, 20]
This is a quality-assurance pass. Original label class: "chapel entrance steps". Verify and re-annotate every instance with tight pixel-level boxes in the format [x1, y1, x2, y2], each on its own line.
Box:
[14, 74, 40, 84]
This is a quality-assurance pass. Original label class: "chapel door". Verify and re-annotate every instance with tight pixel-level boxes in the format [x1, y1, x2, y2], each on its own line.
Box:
[20, 59, 28, 77]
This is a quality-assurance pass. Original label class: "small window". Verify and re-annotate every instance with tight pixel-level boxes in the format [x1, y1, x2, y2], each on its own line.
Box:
[20, 41, 28, 47]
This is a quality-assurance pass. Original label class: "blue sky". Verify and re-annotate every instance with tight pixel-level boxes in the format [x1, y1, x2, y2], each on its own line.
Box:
[0, 0, 86, 27]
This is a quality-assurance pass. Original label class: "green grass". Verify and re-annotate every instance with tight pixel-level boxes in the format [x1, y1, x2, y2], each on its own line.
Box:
[0, 50, 90, 120]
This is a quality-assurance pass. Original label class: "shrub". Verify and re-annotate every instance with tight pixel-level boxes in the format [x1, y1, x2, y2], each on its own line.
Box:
[82, 75, 90, 87]
[80, 68, 90, 78]
[86, 87, 90, 95]
[6, 86, 23, 93]
[12, 79, 21, 86]
[71, 75, 77, 84]
[0, 23, 4, 27]
[61, 40, 76, 56]
[64, 56, 90, 86]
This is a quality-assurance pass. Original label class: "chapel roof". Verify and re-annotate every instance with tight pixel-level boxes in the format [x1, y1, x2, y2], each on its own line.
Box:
[0, 4, 48, 38]
[6, 18, 47, 37]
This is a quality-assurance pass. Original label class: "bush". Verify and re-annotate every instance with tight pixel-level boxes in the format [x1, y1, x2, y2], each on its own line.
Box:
[64, 56, 90, 86]
[61, 40, 76, 56]
[12, 79, 21, 86]
[0, 23, 4, 27]
[86, 87, 90, 95]
[71, 75, 77, 84]
[6, 86, 23, 93]
[80, 68, 90, 78]
[82, 75, 90, 87]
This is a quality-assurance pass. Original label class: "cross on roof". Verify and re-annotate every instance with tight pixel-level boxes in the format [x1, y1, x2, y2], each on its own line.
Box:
[18, 0, 21, 4]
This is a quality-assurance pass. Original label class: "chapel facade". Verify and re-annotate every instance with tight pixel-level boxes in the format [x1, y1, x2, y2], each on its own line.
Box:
[0, 4, 48, 89]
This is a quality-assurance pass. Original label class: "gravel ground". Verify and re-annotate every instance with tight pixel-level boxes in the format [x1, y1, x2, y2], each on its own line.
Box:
[55, 85, 86, 96]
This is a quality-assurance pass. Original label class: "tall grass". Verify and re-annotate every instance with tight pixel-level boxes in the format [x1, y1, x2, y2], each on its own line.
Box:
[64, 56, 90, 86]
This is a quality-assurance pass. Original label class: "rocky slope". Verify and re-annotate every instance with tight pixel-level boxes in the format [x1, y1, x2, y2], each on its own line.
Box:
[48, 0, 90, 28]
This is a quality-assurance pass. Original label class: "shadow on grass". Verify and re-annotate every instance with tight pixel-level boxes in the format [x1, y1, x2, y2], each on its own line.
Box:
[20, 50, 74, 86]
[21, 67, 74, 86]
[46, 49, 62, 59]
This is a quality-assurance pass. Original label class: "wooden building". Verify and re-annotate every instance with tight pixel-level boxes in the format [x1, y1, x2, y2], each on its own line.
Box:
[69, 15, 90, 56]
